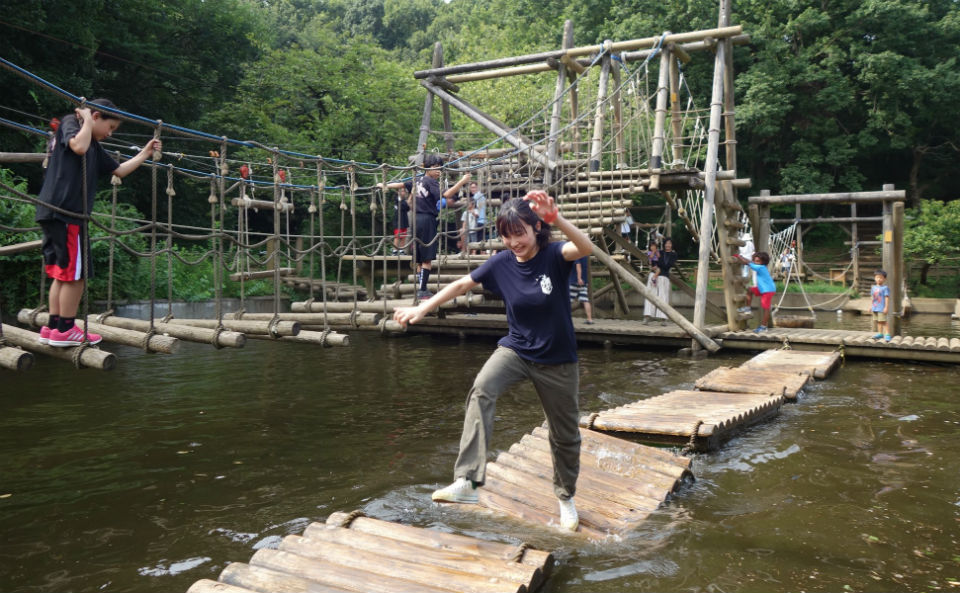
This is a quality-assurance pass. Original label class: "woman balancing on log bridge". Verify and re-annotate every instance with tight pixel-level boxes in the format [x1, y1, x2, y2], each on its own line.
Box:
[393, 190, 593, 532]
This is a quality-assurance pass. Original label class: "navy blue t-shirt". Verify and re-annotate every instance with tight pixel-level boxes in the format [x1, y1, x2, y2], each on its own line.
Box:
[569, 255, 588, 285]
[471, 241, 577, 364]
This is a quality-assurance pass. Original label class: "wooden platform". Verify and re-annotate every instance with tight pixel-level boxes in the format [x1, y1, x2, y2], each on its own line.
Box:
[187, 512, 553, 593]
[581, 389, 785, 451]
[695, 366, 811, 400]
[719, 327, 960, 364]
[442, 426, 691, 540]
[738, 348, 842, 379]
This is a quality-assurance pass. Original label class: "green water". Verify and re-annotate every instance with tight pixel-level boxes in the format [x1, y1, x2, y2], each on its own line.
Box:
[1, 313, 958, 592]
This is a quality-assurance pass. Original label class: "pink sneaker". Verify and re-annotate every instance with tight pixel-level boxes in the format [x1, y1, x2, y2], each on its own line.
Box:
[38, 326, 52, 345]
[48, 326, 102, 347]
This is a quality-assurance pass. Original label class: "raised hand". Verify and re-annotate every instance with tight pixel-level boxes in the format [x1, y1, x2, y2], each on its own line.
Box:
[524, 190, 558, 223]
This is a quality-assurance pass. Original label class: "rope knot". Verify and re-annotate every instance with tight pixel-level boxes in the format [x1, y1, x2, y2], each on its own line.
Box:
[336, 510, 365, 528]
[141, 328, 158, 352]
[681, 419, 704, 455]
[508, 542, 530, 563]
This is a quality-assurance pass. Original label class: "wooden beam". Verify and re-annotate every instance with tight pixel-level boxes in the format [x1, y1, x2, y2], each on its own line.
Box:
[0, 239, 41, 256]
[0, 152, 45, 163]
[748, 190, 906, 205]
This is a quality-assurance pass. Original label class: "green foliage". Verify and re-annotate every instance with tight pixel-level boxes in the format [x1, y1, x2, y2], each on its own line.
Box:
[903, 199, 960, 265]
[0, 169, 41, 314]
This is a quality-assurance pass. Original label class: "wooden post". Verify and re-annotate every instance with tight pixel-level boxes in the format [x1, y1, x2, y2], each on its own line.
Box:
[692, 39, 726, 334]
[598, 239, 629, 315]
[756, 193, 771, 255]
[610, 51, 626, 170]
[434, 43, 456, 157]
[714, 181, 743, 329]
[881, 184, 893, 281]
[795, 203, 803, 277]
[891, 198, 904, 336]
[668, 51, 684, 166]
[0, 345, 34, 371]
[719, 0, 737, 177]
[589, 44, 612, 172]
[649, 43, 672, 190]
[590, 247, 721, 352]
[851, 203, 860, 293]
[545, 21, 571, 189]
[415, 48, 437, 166]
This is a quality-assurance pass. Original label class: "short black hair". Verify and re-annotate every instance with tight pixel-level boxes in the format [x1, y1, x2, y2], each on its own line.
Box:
[753, 251, 770, 265]
[496, 197, 551, 250]
[422, 153, 443, 168]
[875, 269, 887, 277]
[88, 98, 120, 121]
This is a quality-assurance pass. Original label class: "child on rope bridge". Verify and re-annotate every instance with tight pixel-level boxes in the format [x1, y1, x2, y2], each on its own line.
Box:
[393, 191, 593, 532]
[34, 99, 161, 347]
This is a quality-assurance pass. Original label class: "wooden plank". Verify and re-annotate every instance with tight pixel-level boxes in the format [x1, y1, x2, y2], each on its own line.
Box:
[187, 578, 260, 593]
[950, 338, 960, 352]
[299, 523, 540, 585]
[217, 563, 353, 592]
[741, 349, 840, 379]
[695, 366, 810, 400]
[249, 548, 457, 593]
[530, 427, 691, 477]
[278, 535, 525, 593]
[321, 513, 552, 571]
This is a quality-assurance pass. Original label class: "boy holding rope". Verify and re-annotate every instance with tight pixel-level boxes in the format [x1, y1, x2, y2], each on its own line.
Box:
[34, 99, 161, 347]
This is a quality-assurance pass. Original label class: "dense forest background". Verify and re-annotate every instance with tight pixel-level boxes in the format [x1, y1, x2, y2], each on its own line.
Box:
[2, 0, 960, 306]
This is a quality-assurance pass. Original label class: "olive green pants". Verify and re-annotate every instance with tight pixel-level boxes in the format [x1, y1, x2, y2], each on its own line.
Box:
[453, 346, 581, 500]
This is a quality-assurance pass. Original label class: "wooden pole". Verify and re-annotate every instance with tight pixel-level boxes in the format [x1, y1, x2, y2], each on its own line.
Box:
[757, 196, 771, 256]
[692, 39, 726, 335]
[1, 324, 116, 370]
[589, 43, 612, 172]
[420, 81, 556, 171]
[567, 23, 581, 157]
[164, 318, 300, 337]
[0, 239, 42, 256]
[81, 314, 245, 348]
[598, 239, 629, 315]
[851, 203, 860, 293]
[245, 330, 349, 347]
[668, 51, 684, 166]
[0, 345, 34, 371]
[413, 26, 744, 79]
[610, 52, 626, 169]
[230, 197, 294, 213]
[714, 181, 743, 329]
[590, 247, 721, 352]
[544, 20, 571, 189]
[748, 190, 907, 205]
[0, 152, 46, 163]
[891, 198, 904, 335]
[433, 43, 456, 156]
[649, 44, 672, 190]
[719, 0, 738, 177]
[17, 311, 180, 354]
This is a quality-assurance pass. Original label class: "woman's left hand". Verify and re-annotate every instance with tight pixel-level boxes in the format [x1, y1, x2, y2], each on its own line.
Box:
[524, 190, 558, 223]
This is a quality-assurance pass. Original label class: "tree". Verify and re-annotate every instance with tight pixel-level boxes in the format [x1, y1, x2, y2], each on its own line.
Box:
[903, 199, 960, 286]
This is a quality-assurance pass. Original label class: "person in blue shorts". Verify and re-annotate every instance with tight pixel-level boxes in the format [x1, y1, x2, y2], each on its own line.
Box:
[393, 190, 593, 532]
[870, 269, 891, 342]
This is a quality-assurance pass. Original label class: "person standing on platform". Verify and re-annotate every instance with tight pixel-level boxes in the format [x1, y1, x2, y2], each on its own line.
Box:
[469, 181, 488, 243]
[393, 191, 593, 532]
[383, 154, 470, 299]
[736, 251, 775, 333]
[569, 255, 594, 324]
[35, 99, 161, 347]
[642, 240, 664, 324]
[870, 269, 891, 342]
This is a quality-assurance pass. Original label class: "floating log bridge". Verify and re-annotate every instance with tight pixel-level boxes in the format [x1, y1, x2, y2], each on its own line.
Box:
[581, 348, 842, 450]
[79, 313, 246, 349]
[187, 512, 553, 593]
[443, 425, 691, 540]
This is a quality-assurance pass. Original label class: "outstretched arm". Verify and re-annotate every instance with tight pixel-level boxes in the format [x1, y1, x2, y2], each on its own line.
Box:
[525, 190, 592, 261]
[114, 138, 162, 179]
[393, 275, 480, 327]
[443, 173, 471, 200]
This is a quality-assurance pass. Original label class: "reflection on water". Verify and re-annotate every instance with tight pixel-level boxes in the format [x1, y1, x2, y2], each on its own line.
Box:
[0, 329, 958, 592]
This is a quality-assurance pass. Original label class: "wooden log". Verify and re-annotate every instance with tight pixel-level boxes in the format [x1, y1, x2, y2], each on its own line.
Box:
[299, 524, 539, 585]
[186, 578, 260, 593]
[467, 481, 606, 539]
[414, 26, 743, 79]
[322, 513, 552, 572]
[245, 330, 349, 347]
[1, 324, 116, 370]
[230, 197, 294, 213]
[277, 535, 526, 593]
[589, 245, 721, 352]
[0, 239, 42, 256]
[229, 268, 295, 282]
[82, 314, 245, 348]
[249, 548, 452, 593]
[748, 190, 906, 205]
[216, 563, 351, 593]
[0, 151, 46, 163]
[0, 345, 34, 371]
[164, 318, 300, 337]
[238, 312, 380, 326]
[18, 310, 179, 354]
[291, 294, 485, 313]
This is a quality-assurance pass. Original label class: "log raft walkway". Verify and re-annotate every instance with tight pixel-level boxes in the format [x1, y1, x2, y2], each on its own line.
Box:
[186, 348, 838, 592]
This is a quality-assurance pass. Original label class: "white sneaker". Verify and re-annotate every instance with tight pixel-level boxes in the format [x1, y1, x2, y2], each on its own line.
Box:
[432, 477, 478, 503]
[738, 306, 752, 313]
[558, 497, 579, 531]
